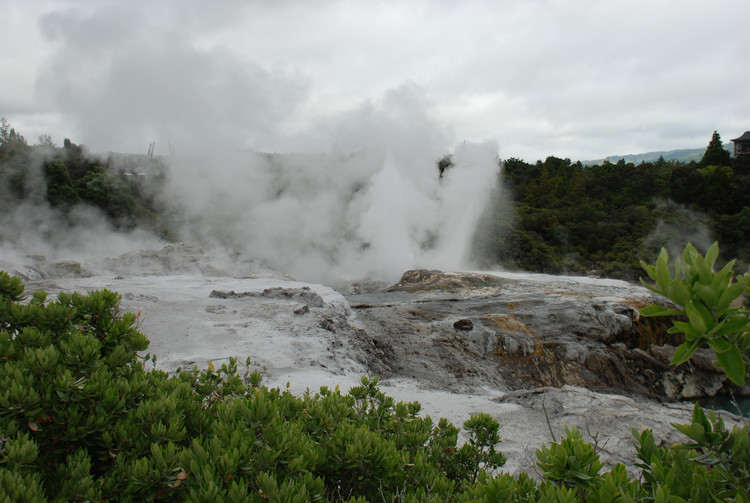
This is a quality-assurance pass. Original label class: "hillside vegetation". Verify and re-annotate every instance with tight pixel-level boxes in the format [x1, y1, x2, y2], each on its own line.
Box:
[472, 131, 750, 279]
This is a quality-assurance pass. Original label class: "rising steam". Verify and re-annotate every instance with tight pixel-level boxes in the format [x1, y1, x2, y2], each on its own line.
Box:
[4, 6, 504, 283]
[163, 139, 500, 283]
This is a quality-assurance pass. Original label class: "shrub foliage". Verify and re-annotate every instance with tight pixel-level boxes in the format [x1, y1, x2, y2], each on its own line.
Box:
[1, 255, 749, 501]
[640, 242, 750, 385]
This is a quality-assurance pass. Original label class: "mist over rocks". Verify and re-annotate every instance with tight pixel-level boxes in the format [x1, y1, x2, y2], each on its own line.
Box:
[0, 243, 268, 282]
[100, 243, 267, 278]
[209, 286, 328, 309]
[1, 82, 504, 287]
[0, 255, 90, 282]
[386, 268, 505, 292]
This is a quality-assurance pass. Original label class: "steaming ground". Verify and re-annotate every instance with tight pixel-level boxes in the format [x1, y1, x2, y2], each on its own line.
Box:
[0, 139, 501, 287]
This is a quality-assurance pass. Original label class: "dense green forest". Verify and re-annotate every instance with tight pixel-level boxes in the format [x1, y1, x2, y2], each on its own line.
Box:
[2, 118, 749, 281]
[472, 130, 750, 280]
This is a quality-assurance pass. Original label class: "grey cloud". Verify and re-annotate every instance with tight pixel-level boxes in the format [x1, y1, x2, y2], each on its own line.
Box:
[36, 5, 310, 153]
[8, 0, 750, 162]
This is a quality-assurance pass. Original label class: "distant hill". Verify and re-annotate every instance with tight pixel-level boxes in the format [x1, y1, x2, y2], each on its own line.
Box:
[581, 144, 733, 166]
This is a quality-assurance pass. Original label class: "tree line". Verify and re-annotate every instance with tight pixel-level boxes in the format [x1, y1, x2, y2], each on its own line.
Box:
[471, 131, 750, 280]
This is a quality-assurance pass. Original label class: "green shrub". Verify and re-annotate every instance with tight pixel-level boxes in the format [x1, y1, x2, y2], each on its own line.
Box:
[633, 404, 750, 502]
[640, 241, 750, 384]
[535, 426, 604, 490]
[2, 259, 749, 502]
[0, 271, 508, 501]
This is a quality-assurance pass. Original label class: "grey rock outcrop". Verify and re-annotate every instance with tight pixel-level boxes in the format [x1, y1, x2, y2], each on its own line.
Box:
[210, 286, 326, 307]
[348, 269, 742, 401]
[0, 255, 89, 280]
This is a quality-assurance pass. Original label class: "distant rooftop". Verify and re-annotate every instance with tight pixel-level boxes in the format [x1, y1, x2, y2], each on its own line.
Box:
[731, 131, 750, 156]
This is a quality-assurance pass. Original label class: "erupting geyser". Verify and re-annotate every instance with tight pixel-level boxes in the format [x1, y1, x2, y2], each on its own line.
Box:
[425, 140, 500, 271]
[165, 140, 501, 283]
[358, 153, 416, 279]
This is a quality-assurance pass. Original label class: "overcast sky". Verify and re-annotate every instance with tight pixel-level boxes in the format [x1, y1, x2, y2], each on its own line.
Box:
[2, 0, 749, 162]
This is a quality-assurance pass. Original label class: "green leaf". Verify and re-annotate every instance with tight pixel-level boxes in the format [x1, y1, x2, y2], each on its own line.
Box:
[670, 340, 701, 366]
[716, 281, 745, 315]
[655, 249, 672, 290]
[695, 254, 712, 284]
[691, 403, 712, 431]
[684, 300, 713, 335]
[693, 284, 717, 310]
[672, 422, 705, 443]
[640, 260, 657, 282]
[671, 321, 702, 341]
[704, 242, 719, 272]
[710, 260, 735, 291]
[639, 305, 683, 318]
[707, 337, 732, 354]
[682, 243, 697, 268]
[665, 281, 691, 307]
[715, 345, 746, 385]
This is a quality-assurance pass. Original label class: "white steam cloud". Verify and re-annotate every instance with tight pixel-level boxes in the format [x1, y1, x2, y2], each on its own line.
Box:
[163, 97, 501, 282]
[1, 5, 504, 283]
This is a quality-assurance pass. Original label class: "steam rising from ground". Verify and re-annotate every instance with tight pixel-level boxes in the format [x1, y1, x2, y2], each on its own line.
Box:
[148, 86, 502, 283]
[0, 149, 165, 269]
[641, 200, 714, 260]
[1, 88, 502, 283]
[0, 6, 505, 281]
[166, 140, 500, 282]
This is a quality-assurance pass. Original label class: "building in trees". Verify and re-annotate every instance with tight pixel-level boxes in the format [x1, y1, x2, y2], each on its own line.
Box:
[731, 131, 750, 157]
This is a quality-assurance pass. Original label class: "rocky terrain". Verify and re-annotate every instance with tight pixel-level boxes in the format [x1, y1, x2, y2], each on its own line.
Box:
[351, 268, 743, 401]
[3, 245, 747, 476]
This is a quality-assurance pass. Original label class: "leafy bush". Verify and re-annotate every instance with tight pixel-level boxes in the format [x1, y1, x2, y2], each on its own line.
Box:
[2, 258, 749, 502]
[536, 426, 604, 489]
[0, 271, 508, 501]
[640, 242, 750, 385]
